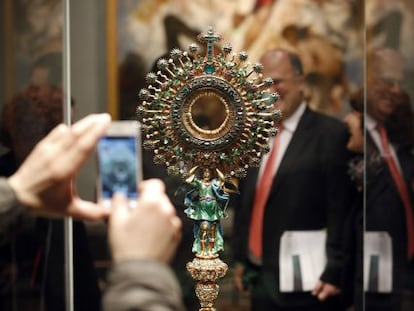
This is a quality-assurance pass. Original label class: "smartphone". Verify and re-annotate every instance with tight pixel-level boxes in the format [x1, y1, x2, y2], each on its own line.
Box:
[96, 120, 142, 208]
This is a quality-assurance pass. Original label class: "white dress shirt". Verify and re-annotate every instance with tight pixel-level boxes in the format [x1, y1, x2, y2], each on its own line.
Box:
[256, 102, 307, 183]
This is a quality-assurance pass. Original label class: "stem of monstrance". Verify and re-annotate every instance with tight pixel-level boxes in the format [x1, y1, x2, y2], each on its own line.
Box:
[184, 167, 229, 310]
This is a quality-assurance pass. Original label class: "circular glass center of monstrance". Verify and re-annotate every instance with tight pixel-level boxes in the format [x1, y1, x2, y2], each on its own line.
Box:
[183, 89, 231, 141]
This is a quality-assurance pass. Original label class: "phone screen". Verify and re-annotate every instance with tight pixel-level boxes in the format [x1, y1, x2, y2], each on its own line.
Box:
[97, 136, 139, 205]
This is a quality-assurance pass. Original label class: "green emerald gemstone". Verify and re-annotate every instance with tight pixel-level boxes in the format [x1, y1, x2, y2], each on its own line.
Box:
[204, 64, 215, 74]
[231, 149, 240, 156]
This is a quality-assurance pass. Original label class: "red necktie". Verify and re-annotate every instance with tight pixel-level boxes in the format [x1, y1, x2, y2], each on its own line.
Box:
[377, 125, 414, 259]
[248, 127, 283, 260]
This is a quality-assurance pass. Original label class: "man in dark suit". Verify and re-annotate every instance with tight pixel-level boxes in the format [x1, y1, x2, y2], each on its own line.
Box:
[365, 48, 414, 311]
[232, 49, 353, 310]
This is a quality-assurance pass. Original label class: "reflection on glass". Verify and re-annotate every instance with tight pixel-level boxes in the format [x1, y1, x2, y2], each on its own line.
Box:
[365, 1, 414, 309]
[0, 2, 102, 310]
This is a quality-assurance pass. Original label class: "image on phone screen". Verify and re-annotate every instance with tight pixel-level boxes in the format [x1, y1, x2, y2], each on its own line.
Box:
[97, 136, 139, 205]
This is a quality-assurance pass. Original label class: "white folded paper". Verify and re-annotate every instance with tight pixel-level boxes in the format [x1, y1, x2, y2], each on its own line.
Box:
[364, 231, 393, 293]
[279, 230, 327, 292]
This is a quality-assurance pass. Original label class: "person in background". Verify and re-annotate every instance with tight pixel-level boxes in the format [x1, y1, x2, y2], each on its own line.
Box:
[365, 47, 414, 311]
[232, 48, 353, 310]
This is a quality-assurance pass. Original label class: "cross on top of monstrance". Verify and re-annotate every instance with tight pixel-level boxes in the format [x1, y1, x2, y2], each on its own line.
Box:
[137, 27, 281, 311]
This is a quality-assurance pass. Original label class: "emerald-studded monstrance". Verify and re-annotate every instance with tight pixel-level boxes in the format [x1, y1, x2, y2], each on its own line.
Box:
[137, 28, 280, 311]
[137, 28, 280, 181]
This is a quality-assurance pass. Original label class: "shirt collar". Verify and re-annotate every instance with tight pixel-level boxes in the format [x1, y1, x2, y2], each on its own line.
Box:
[365, 114, 377, 132]
[282, 101, 306, 133]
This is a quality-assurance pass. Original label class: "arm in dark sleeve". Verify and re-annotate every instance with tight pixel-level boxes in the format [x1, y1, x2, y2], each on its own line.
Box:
[230, 183, 249, 264]
[0, 178, 25, 245]
[320, 124, 355, 286]
[0, 178, 20, 213]
[0, 178, 25, 243]
[103, 260, 186, 311]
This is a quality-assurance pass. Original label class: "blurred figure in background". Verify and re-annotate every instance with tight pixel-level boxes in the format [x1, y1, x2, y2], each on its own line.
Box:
[0, 84, 101, 310]
[365, 47, 414, 311]
[232, 48, 353, 311]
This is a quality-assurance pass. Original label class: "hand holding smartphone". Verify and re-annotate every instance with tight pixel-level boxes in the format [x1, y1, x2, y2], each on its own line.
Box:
[96, 121, 142, 208]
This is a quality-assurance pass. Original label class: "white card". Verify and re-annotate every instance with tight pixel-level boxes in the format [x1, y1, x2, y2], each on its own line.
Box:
[279, 230, 327, 292]
[364, 231, 393, 293]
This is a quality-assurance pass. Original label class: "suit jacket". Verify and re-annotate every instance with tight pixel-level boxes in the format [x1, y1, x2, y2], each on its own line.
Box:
[232, 107, 353, 306]
[365, 133, 414, 299]
[0, 178, 22, 243]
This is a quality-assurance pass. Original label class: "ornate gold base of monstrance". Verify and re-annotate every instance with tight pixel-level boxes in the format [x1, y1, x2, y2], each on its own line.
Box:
[187, 255, 227, 311]
[137, 28, 280, 310]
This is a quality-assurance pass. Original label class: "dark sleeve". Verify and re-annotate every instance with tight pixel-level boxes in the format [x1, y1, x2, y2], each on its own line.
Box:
[230, 177, 250, 264]
[103, 260, 186, 311]
[0, 178, 25, 244]
[231, 165, 260, 266]
[0, 178, 19, 212]
[319, 122, 355, 286]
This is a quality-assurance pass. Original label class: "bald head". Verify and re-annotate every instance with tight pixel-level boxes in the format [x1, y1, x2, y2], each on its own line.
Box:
[367, 48, 403, 83]
[260, 49, 305, 120]
[366, 48, 404, 122]
[260, 49, 304, 77]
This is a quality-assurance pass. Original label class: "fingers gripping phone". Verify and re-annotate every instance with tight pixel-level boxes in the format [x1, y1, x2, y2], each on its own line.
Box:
[96, 121, 142, 208]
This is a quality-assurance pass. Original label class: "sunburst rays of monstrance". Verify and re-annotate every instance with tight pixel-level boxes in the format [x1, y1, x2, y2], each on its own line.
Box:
[137, 28, 281, 310]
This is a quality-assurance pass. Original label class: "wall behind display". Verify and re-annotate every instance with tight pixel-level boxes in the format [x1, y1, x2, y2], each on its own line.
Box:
[0, 0, 63, 153]
[2, 0, 63, 101]
[0, 0, 106, 201]
[107, 0, 363, 119]
[70, 0, 108, 201]
[366, 0, 414, 102]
